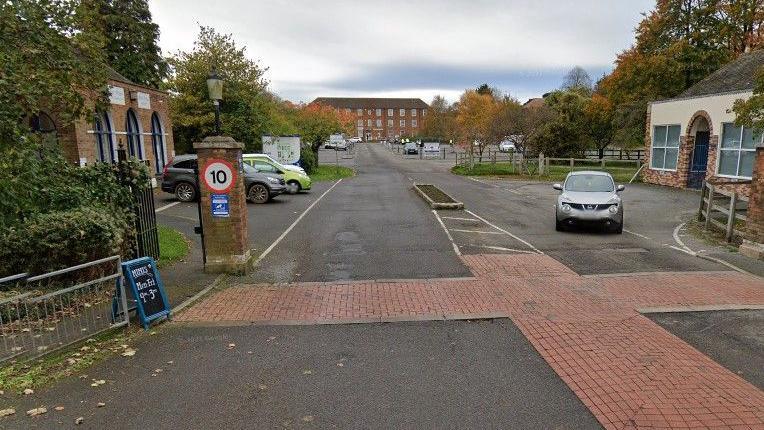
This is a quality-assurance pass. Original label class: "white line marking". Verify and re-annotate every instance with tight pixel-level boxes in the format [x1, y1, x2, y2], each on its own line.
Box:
[253, 179, 343, 267]
[449, 229, 504, 235]
[464, 209, 543, 255]
[672, 222, 694, 254]
[432, 210, 461, 256]
[155, 201, 181, 213]
[468, 176, 524, 195]
[669, 226, 756, 276]
[441, 216, 479, 222]
[623, 229, 652, 240]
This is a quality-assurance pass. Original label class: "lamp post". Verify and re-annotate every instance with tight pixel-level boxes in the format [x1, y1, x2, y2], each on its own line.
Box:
[206, 68, 223, 135]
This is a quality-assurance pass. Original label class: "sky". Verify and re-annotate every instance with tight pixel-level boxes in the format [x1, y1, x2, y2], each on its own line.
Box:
[149, 0, 655, 104]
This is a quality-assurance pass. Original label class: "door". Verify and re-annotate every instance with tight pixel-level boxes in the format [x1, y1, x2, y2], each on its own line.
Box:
[687, 131, 709, 189]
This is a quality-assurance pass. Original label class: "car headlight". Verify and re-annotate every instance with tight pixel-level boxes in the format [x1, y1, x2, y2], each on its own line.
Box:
[266, 177, 279, 183]
[561, 203, 572, 212]
[608, 204, 618, 214]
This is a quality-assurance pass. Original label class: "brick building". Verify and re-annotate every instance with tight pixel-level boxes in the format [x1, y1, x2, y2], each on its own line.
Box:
[34, 68, 174, 176]
[311, 97, 429, 141]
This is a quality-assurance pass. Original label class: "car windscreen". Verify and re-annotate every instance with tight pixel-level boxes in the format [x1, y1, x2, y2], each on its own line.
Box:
[564, 174, 614, 192]
[243, 163, 257, 174]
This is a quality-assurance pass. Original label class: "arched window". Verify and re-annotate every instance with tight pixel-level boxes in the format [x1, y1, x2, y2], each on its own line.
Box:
[29, 111, 58, 148]
[94, 113, 115, 163]
[125, 109, 142, 159]
[150, 112, 166, 174]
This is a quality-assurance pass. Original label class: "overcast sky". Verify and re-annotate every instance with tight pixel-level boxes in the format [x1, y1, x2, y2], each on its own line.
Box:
[149, 0, 655, 104]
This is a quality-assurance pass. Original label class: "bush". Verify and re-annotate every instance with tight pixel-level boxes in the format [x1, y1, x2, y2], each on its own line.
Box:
[300, 144, 318, 174]
[0, 206, 131, 277]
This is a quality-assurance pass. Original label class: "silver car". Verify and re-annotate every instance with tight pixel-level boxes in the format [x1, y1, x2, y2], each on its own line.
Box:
[553, 171, 625, 234]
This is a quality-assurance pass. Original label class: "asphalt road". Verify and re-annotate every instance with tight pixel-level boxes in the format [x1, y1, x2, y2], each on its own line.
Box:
[648, 309, 764, 390]
[1, 320, 600, 429]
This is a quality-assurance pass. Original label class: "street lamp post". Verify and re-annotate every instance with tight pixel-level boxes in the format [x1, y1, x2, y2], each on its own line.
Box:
[206, 69, 223, 135]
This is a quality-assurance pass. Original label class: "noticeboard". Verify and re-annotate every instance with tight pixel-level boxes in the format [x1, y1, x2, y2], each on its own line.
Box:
[121, 257, 171, 329]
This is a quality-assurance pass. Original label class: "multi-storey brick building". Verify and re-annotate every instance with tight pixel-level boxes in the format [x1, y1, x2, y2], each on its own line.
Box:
[34, 68, 174, 177]
[311, 97, 429, 141]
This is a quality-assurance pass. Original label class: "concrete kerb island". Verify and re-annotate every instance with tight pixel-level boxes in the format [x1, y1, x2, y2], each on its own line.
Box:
[413, 183, 464, 210]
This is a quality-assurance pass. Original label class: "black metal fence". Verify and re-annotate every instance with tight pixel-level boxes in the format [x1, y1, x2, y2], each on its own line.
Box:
[116, 147, 160, 261]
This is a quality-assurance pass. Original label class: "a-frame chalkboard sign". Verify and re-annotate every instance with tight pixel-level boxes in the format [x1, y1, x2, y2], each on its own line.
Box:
[121, 257, 171, 329]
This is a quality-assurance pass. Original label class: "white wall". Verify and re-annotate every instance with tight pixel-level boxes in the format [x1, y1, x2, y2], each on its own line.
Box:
[650, 91, 753, 135]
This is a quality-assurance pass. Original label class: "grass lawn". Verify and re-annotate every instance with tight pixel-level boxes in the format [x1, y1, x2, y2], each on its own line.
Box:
[157, 224, 189, 267]
[452, 162, 641, 183]
[310, 164, 355, 182]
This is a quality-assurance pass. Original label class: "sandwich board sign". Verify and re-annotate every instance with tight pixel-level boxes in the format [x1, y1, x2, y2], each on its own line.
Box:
[121, 257, 171, 329]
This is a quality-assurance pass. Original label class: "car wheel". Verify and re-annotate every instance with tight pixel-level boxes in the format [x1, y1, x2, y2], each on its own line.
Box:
[286, 181, 301, 194]
[613, 222, 623, 234]
[248, 183, 270, 204]
[175, 182, 196, 202]
[556, 219, 564, 232]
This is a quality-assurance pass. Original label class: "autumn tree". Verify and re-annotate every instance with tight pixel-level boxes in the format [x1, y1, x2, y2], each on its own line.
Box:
[420, 95, 457, 142]
[733, 67, 764, 130]
[455, 90, 498, 164]
[531, 91, 590, 157]
[165, 26, 271, 153]
[584, 94, 615, 158]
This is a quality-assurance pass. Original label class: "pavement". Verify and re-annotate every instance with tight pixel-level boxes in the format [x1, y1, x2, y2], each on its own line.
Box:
[4, 142, 763, 429]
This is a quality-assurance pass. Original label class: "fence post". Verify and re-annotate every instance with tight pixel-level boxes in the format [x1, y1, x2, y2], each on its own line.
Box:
[698, 181, 706, 222]
[705, 183, 714, 230]
[601, 158, 606, 169]
[726, 192, 737, 242]
[538, 152, 545, 176]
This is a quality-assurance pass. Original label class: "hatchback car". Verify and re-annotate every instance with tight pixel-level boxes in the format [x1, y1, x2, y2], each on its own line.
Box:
[403, 142, 419, 154]
[242, 154, 311, 194]
[161, 154, 286, 203]
[553, 171, 625, 233]
[498, 140, 516, 152]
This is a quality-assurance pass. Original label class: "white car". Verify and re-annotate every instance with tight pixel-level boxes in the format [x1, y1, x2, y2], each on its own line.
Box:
[499, 140, 516, 152]
[348, 137, 362, 143]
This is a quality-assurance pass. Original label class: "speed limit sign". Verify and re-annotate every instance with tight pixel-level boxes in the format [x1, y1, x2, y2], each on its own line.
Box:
[201, 159, 237, 193]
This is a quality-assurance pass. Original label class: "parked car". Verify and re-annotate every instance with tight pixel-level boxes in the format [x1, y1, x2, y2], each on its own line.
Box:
[161, 154, 286, 203]
[324, 140, 335, 150]
[553, 171, 624, 233]
[348, 137, 362, 143]
[498, 140, 516, 152]
[242, 154, 311, 194]
[404, 142, 419, 155]
[334, 140, 348, 151]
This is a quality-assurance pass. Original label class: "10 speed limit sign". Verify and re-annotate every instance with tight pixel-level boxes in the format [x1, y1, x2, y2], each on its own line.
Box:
[201, 159, 237, 193]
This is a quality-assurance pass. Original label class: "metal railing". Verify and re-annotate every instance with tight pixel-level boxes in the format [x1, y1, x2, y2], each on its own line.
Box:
[0, 255, 129, 363]
[698, 181, 750, 242]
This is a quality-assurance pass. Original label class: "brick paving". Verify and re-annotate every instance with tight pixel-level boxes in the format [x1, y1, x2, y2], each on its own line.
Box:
[178, 254, 764, 429]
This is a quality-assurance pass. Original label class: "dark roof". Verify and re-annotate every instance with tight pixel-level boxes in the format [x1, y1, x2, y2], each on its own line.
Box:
[311, 97, 429, 109]
[679, 49, 764, 98]
[523, 98, 545, 108]
[107, 66, 133, 84]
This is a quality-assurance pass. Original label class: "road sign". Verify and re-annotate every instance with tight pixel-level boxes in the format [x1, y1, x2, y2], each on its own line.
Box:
[211, 194, 230, 217]
[201, 158, 236, 194]
[121, 257, 170, 329]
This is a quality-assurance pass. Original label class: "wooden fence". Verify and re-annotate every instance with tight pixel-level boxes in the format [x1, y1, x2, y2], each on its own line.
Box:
[698, 181, 749, 242]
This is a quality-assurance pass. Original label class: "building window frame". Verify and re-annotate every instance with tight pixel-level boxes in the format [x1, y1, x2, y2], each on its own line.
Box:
[375, 119, 382, 127]
[399, 108, 405, 116]
[717, 122, 759, 179]
[150, 112, 166, 174]
[94, 113, 115, 163]
[411, 109, 417, 117]
[387, 119, 393, 127]
[125, 109, 143, 159]
[650, 124, 680, 171]
[357, 108, 362, 116]
[400, 119, 406, 127]
[387, 108, 393, 116]
[376, 108, 381, 116]
[412, 119, 418, 128]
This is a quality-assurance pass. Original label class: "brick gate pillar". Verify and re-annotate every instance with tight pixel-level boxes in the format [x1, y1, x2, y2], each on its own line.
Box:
[193, 136, 252, 274]
[740, 147, 764, 260]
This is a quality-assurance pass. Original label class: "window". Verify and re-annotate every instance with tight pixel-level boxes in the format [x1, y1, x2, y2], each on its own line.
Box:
[367, 109, 372, 115]
[423, 109, 427, 117]
[174, 159, 197, 170]
[254, 161, 277, 173]
[411, 109, 417, 116]
[399, 108, 405, 116]
[376, 108, 381, 116]
[367, 119, 372, 126]
[93, 114, 114, 163]
[357, 119, 363, 126]
[650, 125, 680, 170]
[719, 123, 759, 178]
[376, 119, 382, 127]
[125, 109, 142, 159]
[400, 119, 406, 127]
[387, 119, 393, 127]
[30, 111, 58, 149]
[345, 108, 351, 114]
[150, 112, 166, 174]
[412, 119, 418, 128]
[357, 108, 362, 116]
[387, 109, 393, 116]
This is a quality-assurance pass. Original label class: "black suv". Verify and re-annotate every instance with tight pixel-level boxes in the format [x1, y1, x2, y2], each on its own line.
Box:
[161, 154, 287, 203]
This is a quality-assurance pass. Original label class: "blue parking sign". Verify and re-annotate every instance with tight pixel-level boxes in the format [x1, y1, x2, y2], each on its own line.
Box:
[211, 194, 230, 217]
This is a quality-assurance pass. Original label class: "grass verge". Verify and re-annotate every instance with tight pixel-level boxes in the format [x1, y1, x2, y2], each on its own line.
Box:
[0, 326, 144, 393]
[451, 162, 641, 183]
[157, 224, 189, 268]
[311, 165, 355, 182]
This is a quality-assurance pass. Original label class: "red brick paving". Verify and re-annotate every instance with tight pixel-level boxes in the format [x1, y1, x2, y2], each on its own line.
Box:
[178, 254, 764, 429]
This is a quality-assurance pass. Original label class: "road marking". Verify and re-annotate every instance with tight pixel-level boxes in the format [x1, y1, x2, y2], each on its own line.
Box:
[464, 209, 543, 255]
[623, 229, 652, 240]
[671, 222, 758, 277]
[440, 216, 480, 222]
[253, 179, 343, 267]
[155, 201, 181, 213]
[672, 222, 694, 254]
[432, 210, 461, 256]
[449, 229, 504, 235]
[467, 177, 525, 195]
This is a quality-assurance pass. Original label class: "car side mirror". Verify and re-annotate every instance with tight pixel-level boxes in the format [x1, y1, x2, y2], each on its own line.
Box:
[616, 184, 625, 192]
[552, 183, 563, 191]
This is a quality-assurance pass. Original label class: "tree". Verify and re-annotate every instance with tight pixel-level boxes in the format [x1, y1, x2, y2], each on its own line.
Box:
[294, 103, 354, 154]
[0, 0, 109, 146]
[733, 66, 764, 130]
[531, 91, 590, 157]
[562, 66, 593, 94]
[490, 100, 554, 156]
[455, 90, 498, 164]
[83, 0, 167, 87]
[719, 0, 764, 53]
[165, 26, 271, 153]
[584, 94, 615, 158]
[420, 95, 457, 142]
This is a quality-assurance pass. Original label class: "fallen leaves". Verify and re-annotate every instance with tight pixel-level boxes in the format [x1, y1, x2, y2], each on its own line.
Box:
[75, 417, 84, 425]
[22, 388, 34, 395]
[227, 343, 236, 349]
[0, 408, 15, 417]
[26, 407, 46, 417]
[96, 402, 105, 408]
[121, 349, 136, 357]
[54, 406, 64, 411]
[90, 379, 106, 387]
